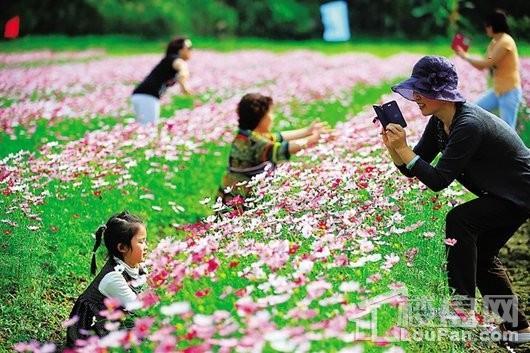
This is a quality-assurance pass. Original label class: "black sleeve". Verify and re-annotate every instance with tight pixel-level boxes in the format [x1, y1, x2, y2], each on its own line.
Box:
[409, 117, 483, 191]
[395, 117, 440, 177]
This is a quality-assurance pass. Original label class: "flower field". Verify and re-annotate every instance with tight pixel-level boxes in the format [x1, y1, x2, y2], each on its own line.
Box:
[1, 47, 530, 353]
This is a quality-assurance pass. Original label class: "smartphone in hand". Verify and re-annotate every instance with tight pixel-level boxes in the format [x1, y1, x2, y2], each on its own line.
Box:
[373, 101, 407, 128]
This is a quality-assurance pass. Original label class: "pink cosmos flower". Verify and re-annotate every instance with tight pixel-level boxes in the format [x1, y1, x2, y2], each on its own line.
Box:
[195, 288, 210, 297]
[99, 297, 124, 321]
[207, 258, 219, 272]
[306, 280, 331, 299]
[182, 343, 211, 353]
[61, 315, 78, 328]
[387, 326, 408, 340]
[13, 342, 56, 353]
[133, 317, 155, 339]
[154, 336, 177, 353]
[235, 297, 259, 316]
[138, 290, 159, 308]
[444, 238, 458, 247]
[381, 254, 400, 271]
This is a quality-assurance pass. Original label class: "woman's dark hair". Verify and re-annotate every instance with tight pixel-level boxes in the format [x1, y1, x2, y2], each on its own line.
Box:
[237, 93, 274, 131]
[485, 10, 510, 34]
[166, 36, 191, 56]
[91, 211, 144, 275]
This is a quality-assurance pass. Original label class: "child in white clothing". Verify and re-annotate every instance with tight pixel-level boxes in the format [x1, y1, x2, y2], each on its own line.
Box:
[66, 211, 148, 347]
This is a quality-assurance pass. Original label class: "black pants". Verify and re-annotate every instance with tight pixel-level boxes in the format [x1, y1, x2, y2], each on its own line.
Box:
[445, 196, 529, 330]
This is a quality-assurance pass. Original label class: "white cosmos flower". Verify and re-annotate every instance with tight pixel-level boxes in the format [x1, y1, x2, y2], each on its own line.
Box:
[160, 301, 191, 316]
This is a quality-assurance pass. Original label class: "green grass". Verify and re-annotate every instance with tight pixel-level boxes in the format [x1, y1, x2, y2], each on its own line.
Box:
[518, 104, 530, 147]
[0, 80, 403, 350]
[0, 116, 117, 159]
[2, 34, 530, 57]
[0, 95, 196, 159]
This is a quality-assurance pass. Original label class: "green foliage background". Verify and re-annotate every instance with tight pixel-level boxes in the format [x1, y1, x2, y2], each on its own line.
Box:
[2, 0, 530, 41]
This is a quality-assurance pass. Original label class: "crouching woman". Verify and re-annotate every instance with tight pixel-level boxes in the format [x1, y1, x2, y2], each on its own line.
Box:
[382, 56, 530, 343]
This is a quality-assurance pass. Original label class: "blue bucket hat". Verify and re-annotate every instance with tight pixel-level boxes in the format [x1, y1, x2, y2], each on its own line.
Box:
[392, 56, 466, 102]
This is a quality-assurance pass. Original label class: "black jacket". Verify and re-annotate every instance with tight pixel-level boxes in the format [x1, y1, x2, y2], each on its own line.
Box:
[397, 102, 530, 212]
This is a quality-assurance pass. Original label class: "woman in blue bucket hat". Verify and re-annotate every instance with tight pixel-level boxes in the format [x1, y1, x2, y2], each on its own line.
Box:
[382, 55, 530, 344]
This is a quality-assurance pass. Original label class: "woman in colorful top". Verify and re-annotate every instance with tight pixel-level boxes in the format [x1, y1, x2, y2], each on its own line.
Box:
[131, 36, 192, 125]
[454, 10, 522, 129]
[66, 211, 148, 347]
[382, 56, 530, 344]
[220, 93, 328, 205]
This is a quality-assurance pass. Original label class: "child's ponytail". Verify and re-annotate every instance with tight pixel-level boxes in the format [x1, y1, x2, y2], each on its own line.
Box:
[89, 211, 144, 275]
[90, 225, 106, 275]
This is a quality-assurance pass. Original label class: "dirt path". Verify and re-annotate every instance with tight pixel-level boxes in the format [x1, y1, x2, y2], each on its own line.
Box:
[496, 221, 530, 353]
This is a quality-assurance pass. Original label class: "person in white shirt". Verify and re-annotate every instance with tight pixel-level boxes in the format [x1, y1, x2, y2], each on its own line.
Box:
[66, 211, 148, 347]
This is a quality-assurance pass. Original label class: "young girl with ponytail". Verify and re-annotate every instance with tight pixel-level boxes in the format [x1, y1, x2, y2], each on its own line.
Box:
[66, 211, 148, 346]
